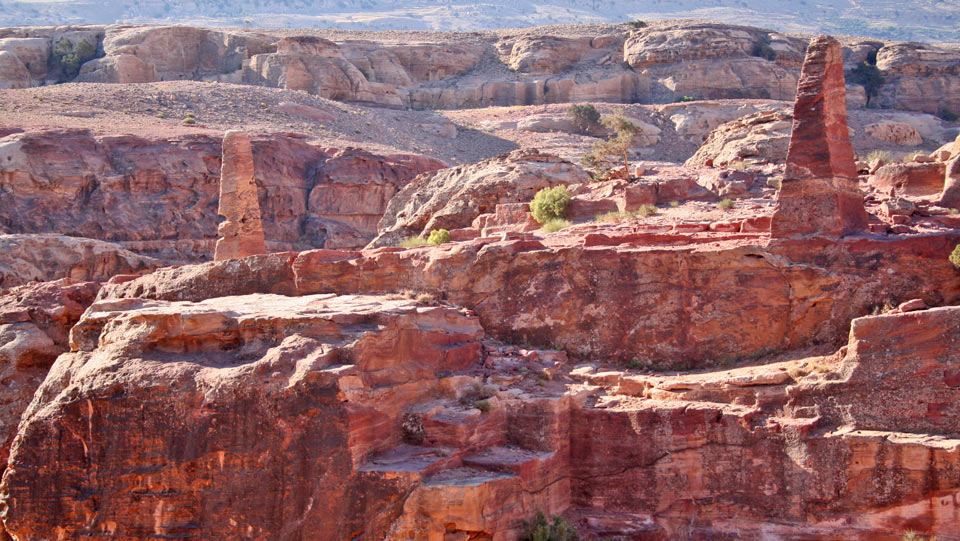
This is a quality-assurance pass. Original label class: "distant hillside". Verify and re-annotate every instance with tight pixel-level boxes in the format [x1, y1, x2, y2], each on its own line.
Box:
[0, 0, 957, 43]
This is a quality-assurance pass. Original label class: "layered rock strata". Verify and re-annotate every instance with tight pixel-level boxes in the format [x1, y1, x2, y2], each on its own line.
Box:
[214, 131, 266, 261]
[0, 129, 444, 259]
[771, 35, 869, 238]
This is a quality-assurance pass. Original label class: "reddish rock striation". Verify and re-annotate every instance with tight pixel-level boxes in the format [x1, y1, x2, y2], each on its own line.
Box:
[0, 279, 99, 466]
[0, 234, 160, 288]
[214, 131, 267, 261]
[101, 229, 960, 368]
[0, 129, 443, 259]
[771, 35, 869, 238]
[5, 282, 960, 538]
[368, 149, 588, 248]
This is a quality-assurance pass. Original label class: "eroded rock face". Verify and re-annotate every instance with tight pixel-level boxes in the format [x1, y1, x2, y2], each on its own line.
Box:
[0, 129, 442, 259]
[870, 161, 947, 197]
[771, 35, 869, 238]
[1, 293, 486, 539]
[685, 108, 793, 167]
[0, 279, 99, 467]
[214, 131, 267, 261]
[368, 149, 589, 248]
[0, 51, 29, 89]
[0, 234, 160, 288]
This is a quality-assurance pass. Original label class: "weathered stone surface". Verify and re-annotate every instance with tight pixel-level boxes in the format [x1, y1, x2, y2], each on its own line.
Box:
[368, 149, 589, 248]
[865, 121, 924, 146]
[0, 279, 98, 470]
[82, 26, 274, 83]
[939, 157, 960, 209]
[0, 293, 489, 539]
[771, 35, 869, 238]
[685, 108, 793, 167]
[0, 234, 160, 288]
[502, 36, 593, 75]
[0, 51, 29, 89]
[214, 131, 267, 261]
[874, 42, 960, 117]
[0, 37, 48, 81]
[0, 129, 440, 259]
[870, 161, 947, 197]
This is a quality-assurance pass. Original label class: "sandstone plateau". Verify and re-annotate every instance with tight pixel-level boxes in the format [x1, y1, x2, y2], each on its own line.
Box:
[0, 17, 959, 541]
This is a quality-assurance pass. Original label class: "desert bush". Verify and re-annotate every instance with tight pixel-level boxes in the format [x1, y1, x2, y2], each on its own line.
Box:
[541, 218, 572, 233]
[629, 19, 647, 29]
[849, 61, 884, 106]
[530, 186, 572, 224]
[566, 103, 601, 134]
[676, 95, 696, 102]
[182, 117, 197, 125]
[427, 228, 451, 245]
[865, 150, 891, 163]
[950, 244, 960, 269]
[752, 35, 777, 61]
[669, 200, 680, 207]
[54, 38, 97, 80]
[520, 511, 578, 541]
[718, 198, 735, 211]
[399, 236, 429, 248]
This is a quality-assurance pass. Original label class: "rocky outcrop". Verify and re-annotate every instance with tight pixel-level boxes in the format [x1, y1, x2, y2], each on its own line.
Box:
[771, 35, 868, 238]
[6, 253, 960, 538]
[244, 36, 405, 108]
[940, 157, 960, 209]
[685, 108, 793, 167]
[1, 293, 489, 539]
[0, 234, 160, 288]
[214, 131, 266, 261]
[0, 129, 443, 259]
[0, 279, 99, 469]
[870, 161, 947, 197]
[0, 37, 47, 84]
[77, 26, 274, 83]
[368, 149, 589, 248]
[0, 51, 29, 89]
[874, 41, 960, 116]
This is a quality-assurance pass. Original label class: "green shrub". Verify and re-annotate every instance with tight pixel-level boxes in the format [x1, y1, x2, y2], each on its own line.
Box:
[752, 35, 777, 61]
[182, 117, 197, 125]
[629, 19, 647, 29]
[718, 198, 735, 211]
[636, 204, 658, 217]
[427, 228, 451, 245]
[849, 61, 884, 107]
[520, 511, 578, 541]
[669, 200, 680, 207]
[951, 244, 960, 269]
[939, 108, 959, 122]
[54, 38, 97, 80]
[541, 218, 571, 233]
[530, 186, 572, 224]
[566, 103, 601, 134]
[399, 236, 429, 248]
[676, 95, 696, 103]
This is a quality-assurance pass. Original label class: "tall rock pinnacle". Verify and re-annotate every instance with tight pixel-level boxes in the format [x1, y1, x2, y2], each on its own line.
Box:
[214, 130, 267, 261]
[770, 35, 868, 238]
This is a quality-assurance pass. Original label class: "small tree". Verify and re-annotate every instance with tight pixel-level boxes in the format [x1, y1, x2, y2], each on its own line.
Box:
[566, 103, 601, 134]
[54, 39, 97, 80]
[849, 61, 884, 107]
[530, 186, 572, 224]
[580, 114, 643, 175]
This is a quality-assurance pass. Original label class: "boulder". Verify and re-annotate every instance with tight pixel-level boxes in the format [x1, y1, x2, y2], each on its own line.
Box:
[864, 121, 924, 146]
[0, 234, 160, 289]
[771, 35, 868, 238]
[685, 109, 793, 167]
[939, 157, 960, 209]
[367, 149, 588, 248]
[503, 36, 592, 75]
[870, 161, 947, 197]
